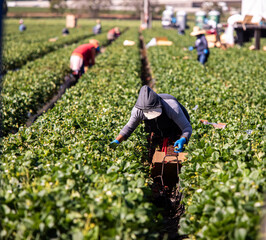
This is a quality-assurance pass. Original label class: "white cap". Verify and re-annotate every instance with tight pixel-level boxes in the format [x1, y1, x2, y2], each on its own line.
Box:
[143, 108, 162, 120]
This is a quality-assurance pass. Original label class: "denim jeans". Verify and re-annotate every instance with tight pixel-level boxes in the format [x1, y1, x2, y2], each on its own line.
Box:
[197, 53, 209, 65]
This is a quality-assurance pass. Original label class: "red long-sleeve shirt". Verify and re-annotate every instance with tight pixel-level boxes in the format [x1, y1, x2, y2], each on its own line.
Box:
[72, 43, 95, 66]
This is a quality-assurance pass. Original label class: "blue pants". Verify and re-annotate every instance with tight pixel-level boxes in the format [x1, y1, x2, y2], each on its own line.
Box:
[197, 53, 209, 65]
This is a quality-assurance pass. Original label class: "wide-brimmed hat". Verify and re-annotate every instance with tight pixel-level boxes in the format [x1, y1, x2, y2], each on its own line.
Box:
[190, 26, 206, 36]
[143, 107, 162, 120]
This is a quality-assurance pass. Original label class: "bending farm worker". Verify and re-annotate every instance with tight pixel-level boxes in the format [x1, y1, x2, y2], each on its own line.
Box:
[107, 27, 121, 44]
[19, 19, 26, 32]
[110, 85, 192, 153]
[189, 26, 210, 65]
[62, 28, 69, 36]
[89, 39, 101, 53]
[70, 43, 95, 80]
[93, 19, 102, 35]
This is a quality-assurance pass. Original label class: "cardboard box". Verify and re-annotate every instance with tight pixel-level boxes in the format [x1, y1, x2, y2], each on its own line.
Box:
[151, 149, 187, 188]
[206, 34, 217, 43]
[66, 15, 77, 28]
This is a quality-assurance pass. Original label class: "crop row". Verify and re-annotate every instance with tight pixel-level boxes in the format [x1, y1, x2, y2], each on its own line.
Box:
[1, 29, 116, 136]
[3, 18, 137, 41]
[2, 18, 149, 72]
[2, 19, 149, 72]
[143, 27, 265, 239]
[3, 33, 95, 72]
[0, 27, 160, 239]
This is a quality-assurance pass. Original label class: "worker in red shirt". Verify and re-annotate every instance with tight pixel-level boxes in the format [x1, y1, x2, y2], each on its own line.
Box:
[107, 27, 120, 44]
[70, 43, 95, 80]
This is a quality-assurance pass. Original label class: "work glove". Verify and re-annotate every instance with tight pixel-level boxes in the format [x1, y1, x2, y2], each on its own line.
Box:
[174, 137, 186, 153]
[203, 49, 209, 54]
[109, 139, 120, 149]
[188, 46, 194, 51]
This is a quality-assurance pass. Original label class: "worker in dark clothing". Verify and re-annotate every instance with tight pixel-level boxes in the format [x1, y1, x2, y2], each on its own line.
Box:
[70, 43, 95, 80]
[189, 26, 210, 65]
[110, 86, 192, 153]
[62, 28, 69, 36]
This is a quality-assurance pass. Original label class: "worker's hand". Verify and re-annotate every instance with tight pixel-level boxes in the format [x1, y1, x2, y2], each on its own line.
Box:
[109, 139, 120, 149]
[188, 46, 194, 51]
[174, 137, 186, 153]
[203, 49, 209, 54]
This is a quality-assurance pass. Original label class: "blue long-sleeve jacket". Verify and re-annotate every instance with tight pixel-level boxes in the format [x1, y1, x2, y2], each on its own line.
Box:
[195, 34, 209, 55]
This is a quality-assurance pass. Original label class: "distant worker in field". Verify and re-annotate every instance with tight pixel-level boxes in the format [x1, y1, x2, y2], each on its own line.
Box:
[93, 19, 102, 35]
[188, 26, 210, 65]
[89, 39, 101, 53]
[107, 27, 121, 44]
[19, 19, 26, 32]
[70, 43, 95, 80]
[62, 28, 70, 36]
[109, 85, 192, 153]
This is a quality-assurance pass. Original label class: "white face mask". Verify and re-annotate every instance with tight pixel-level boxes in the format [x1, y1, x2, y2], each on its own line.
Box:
[143, 108, 162, 120]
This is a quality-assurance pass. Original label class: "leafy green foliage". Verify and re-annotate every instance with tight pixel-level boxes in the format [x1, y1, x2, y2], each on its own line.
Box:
[3, 19, 106, 72]
[143, 27, 265, 239]
[1, 31, 111, 135]
[0, 27, 160, 239]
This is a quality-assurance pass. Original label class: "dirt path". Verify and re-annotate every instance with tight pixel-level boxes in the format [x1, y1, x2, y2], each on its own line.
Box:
[138, 31, 187, 240]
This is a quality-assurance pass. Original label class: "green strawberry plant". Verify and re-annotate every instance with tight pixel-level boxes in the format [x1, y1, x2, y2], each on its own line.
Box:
[0, 27, 161, 239]
[143, 27, 265, 240]
[1, 30, 114, 135]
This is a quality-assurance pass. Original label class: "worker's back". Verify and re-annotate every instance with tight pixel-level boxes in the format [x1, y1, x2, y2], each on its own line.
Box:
[73, 44, 94, 55]
[72, 43, 95, 66]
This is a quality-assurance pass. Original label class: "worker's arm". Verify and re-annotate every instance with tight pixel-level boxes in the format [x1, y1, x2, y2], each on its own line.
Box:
[109, 107, 143, 149]
[194, 38, 201, 49]
[109, 134, 125, 149]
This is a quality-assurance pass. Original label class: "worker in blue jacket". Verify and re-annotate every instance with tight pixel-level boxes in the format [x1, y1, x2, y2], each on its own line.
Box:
[189, 26, 210, 65]
[109, 85, 192, 153]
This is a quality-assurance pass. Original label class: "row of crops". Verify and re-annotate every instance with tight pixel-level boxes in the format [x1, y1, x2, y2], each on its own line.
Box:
[1, 22, 162, 239]
[2, 18, 130, 72]
[1, 18, 265, 239]
[142, 28, 265, 239]
[1, 18, 131, 135]
[1, 26, 129, 135]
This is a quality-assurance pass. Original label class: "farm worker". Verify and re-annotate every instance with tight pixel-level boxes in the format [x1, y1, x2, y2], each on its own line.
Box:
[93, 19, 102, 34]
[62, 28, 69, 36]
[107, 27, 121, 44]
[188, 26, 209, 65]
[110, 85, 192, 153]
[225, 14, 243, 46]
[89, 39, 101, 53]
[70, 43, 95, 80]
[19, 19, 26, 32]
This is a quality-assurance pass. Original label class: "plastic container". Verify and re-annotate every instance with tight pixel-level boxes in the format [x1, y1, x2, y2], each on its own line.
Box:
[176, 11, 187, 31]
[195, 11, 207, 28]
[208, 10, 220, 24]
